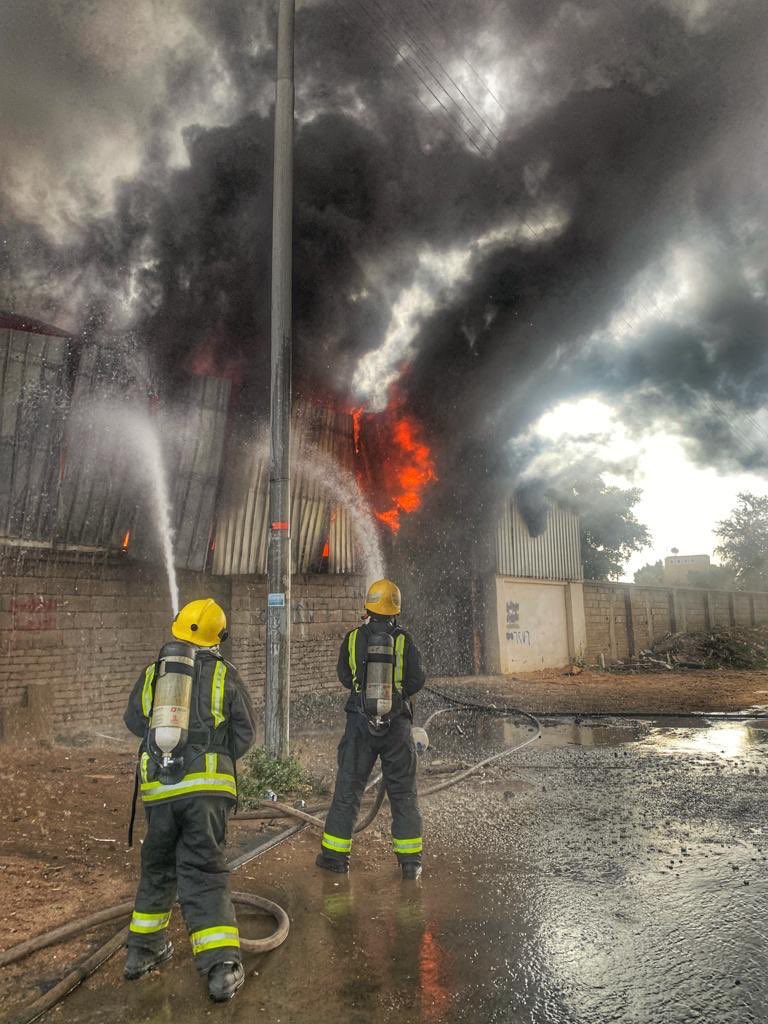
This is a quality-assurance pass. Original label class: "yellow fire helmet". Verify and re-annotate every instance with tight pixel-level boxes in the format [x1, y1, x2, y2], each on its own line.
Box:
[172, 598, 228, 647]
[364, 578, 401, 617]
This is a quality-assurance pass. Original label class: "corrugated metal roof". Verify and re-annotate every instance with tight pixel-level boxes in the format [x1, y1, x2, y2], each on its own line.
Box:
[495, 498, 582, 580]
[0, 311, 74, 338]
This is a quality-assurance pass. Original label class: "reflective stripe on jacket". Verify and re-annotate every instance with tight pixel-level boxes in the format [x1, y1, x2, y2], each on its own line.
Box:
[124, 650, 256, 805]
[338, 622, 425, 717]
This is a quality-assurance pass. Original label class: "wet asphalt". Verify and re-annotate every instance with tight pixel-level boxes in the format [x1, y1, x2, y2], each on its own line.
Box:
[30, 709, 768, 1024]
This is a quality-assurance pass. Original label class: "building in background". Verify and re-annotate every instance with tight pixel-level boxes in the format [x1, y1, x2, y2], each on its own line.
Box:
[663, 554, 711, 586]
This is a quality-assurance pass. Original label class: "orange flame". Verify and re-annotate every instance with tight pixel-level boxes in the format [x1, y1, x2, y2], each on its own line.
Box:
[351, 407, 363, 454]
[373, 413, 438, 532]
[322, 540, 330, 558]
[121, 529, 131, 550]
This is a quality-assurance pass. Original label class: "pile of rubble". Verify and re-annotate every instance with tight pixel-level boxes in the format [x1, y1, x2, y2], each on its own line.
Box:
[609, 625, 768, 672]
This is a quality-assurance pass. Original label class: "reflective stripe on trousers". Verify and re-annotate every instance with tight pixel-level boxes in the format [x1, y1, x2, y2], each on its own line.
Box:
[392, 836, 423, 855]
[129, 909, 172, 934]
[190, 925, 240, 955]
[322, 832, 353, 854]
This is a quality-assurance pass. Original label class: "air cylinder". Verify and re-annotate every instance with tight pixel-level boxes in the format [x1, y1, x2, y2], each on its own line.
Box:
[150, 640, 196, 763]
[364, 629, 394, 720]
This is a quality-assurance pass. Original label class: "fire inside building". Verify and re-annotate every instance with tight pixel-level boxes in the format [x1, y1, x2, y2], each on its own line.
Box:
[5, 313, 768, 741]
[0, 313, 591, 738]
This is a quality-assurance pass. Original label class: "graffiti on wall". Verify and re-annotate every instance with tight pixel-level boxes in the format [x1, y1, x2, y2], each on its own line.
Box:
[10, 596, 58, 631]
[505, 600, 534, 646]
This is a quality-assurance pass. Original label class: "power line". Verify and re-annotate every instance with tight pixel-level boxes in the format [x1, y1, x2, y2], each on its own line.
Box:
[418, 0, 508, 116]
[341, 0, 767, 481]
[380, 0, 504, 149]
[342, 0, 493, 157]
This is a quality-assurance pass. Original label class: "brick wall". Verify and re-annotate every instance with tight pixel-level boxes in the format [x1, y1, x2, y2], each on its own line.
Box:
[583, 580, 768, 664]
[228, 574, 367, 700]
[0, 546, 365, 738]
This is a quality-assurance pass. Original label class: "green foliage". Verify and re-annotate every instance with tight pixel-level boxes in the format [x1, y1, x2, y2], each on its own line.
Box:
[574, 483, 651, 581]
[633, 560, 665, 585]
[238, 747, 310, 810]
[715, 493, 768, 591]
[686, 564, 738, 591]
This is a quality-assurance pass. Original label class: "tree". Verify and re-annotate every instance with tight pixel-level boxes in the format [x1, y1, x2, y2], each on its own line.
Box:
[577, 483, 651, 580]
[715, 493, 768, 591]
[687, 564, 737, 591]
[634, 560, 664, 585]
[513, 456, 652, 582]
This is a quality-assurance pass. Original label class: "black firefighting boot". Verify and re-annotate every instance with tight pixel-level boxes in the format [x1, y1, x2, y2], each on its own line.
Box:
[124, 941, 174, 980]
[315, 852, 350, 874]
[401, 862, 422, 881]
[208, 961, 245, 1002]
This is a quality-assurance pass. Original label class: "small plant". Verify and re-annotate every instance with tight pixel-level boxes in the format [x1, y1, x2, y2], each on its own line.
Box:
[238, 747, 311, 809]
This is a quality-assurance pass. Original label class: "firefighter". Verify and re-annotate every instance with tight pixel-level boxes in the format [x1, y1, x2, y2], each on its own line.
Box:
[123, 598, 256, 1002]
[316, 578, 426, 880]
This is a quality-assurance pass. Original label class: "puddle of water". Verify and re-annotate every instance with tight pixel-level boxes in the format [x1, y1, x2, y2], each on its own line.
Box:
[640, 721, 768, 759]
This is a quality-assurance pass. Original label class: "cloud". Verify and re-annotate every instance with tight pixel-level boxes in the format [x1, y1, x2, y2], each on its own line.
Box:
[1, 0, 767, 486]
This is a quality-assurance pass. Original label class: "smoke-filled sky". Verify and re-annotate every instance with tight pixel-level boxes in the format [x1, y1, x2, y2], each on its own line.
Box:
[2, 0, 768, 570]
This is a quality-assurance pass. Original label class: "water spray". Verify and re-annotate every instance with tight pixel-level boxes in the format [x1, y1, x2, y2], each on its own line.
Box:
[75, 403, 180, 616]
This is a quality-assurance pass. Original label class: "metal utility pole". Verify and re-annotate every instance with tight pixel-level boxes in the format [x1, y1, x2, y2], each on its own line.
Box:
[265, 0, 295, 758]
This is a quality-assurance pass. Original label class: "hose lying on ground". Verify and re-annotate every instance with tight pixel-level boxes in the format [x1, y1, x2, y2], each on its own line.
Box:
[235, 689, 542, 828]
[1, 687, 537, 1024]
[0, 892, 290, 1024]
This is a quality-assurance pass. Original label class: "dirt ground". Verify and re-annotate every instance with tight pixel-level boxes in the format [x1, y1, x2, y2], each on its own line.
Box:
[1, 668, 767, 1019]
[431, 667, 768, 713]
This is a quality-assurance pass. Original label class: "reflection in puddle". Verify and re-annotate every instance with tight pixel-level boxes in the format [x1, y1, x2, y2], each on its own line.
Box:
[642, 722, 768, 759]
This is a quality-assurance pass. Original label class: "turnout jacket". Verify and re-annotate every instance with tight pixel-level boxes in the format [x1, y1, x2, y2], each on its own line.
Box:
[124, 649, 256, 805]
[338, 620, 426, 719]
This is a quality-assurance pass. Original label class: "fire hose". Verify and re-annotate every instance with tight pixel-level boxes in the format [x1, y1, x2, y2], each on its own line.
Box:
[0, 688, 540, 1024]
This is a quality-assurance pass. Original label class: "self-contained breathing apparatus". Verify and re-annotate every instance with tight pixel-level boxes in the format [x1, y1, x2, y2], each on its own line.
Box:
[362, 626, 395, 735]
[147, 640, 197, 784]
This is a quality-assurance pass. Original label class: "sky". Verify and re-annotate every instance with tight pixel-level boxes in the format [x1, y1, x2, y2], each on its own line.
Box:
[2, 0, 768, 575]
[531, 397, 768, 580]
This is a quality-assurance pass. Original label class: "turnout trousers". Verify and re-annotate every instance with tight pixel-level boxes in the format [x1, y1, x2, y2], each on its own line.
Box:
[126, 795, 240, 974]
[322, 712, 423, 865]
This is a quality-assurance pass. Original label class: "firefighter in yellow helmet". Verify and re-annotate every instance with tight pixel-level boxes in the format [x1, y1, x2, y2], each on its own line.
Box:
[123, 598, 256, 1001]
[317, 579, 426, 880]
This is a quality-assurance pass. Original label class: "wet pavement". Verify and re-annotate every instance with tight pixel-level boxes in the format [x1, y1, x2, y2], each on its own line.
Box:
[26, 712, 768, 1023]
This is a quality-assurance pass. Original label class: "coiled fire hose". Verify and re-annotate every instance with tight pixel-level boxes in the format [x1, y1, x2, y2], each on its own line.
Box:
[0, 687, 539, 1024]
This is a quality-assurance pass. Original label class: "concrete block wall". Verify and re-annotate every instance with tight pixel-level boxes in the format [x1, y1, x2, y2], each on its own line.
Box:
[0, 546, 365, 738]
[583, 580, 768, 664]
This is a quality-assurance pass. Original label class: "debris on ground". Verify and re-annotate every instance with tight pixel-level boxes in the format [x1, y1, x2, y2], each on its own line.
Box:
[610, 626, 768, 672]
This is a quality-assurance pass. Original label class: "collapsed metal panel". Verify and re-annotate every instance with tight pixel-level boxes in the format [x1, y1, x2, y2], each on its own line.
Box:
[495, 498, 582, 580]
[0, 328, 70, 541]
[212, 402, 359, 575]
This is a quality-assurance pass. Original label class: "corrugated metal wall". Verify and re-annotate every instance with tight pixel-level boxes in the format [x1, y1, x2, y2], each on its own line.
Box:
[56, 341, 150, 551]
[212, 403, 359, 575]
[0, 328, 70, 542]
[167, 376, 230, 571]
[495, 498, 582, 580]
[1, 327, 230, 570]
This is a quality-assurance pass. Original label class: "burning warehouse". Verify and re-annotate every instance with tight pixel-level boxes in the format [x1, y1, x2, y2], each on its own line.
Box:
[1, 311, 587, 739]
